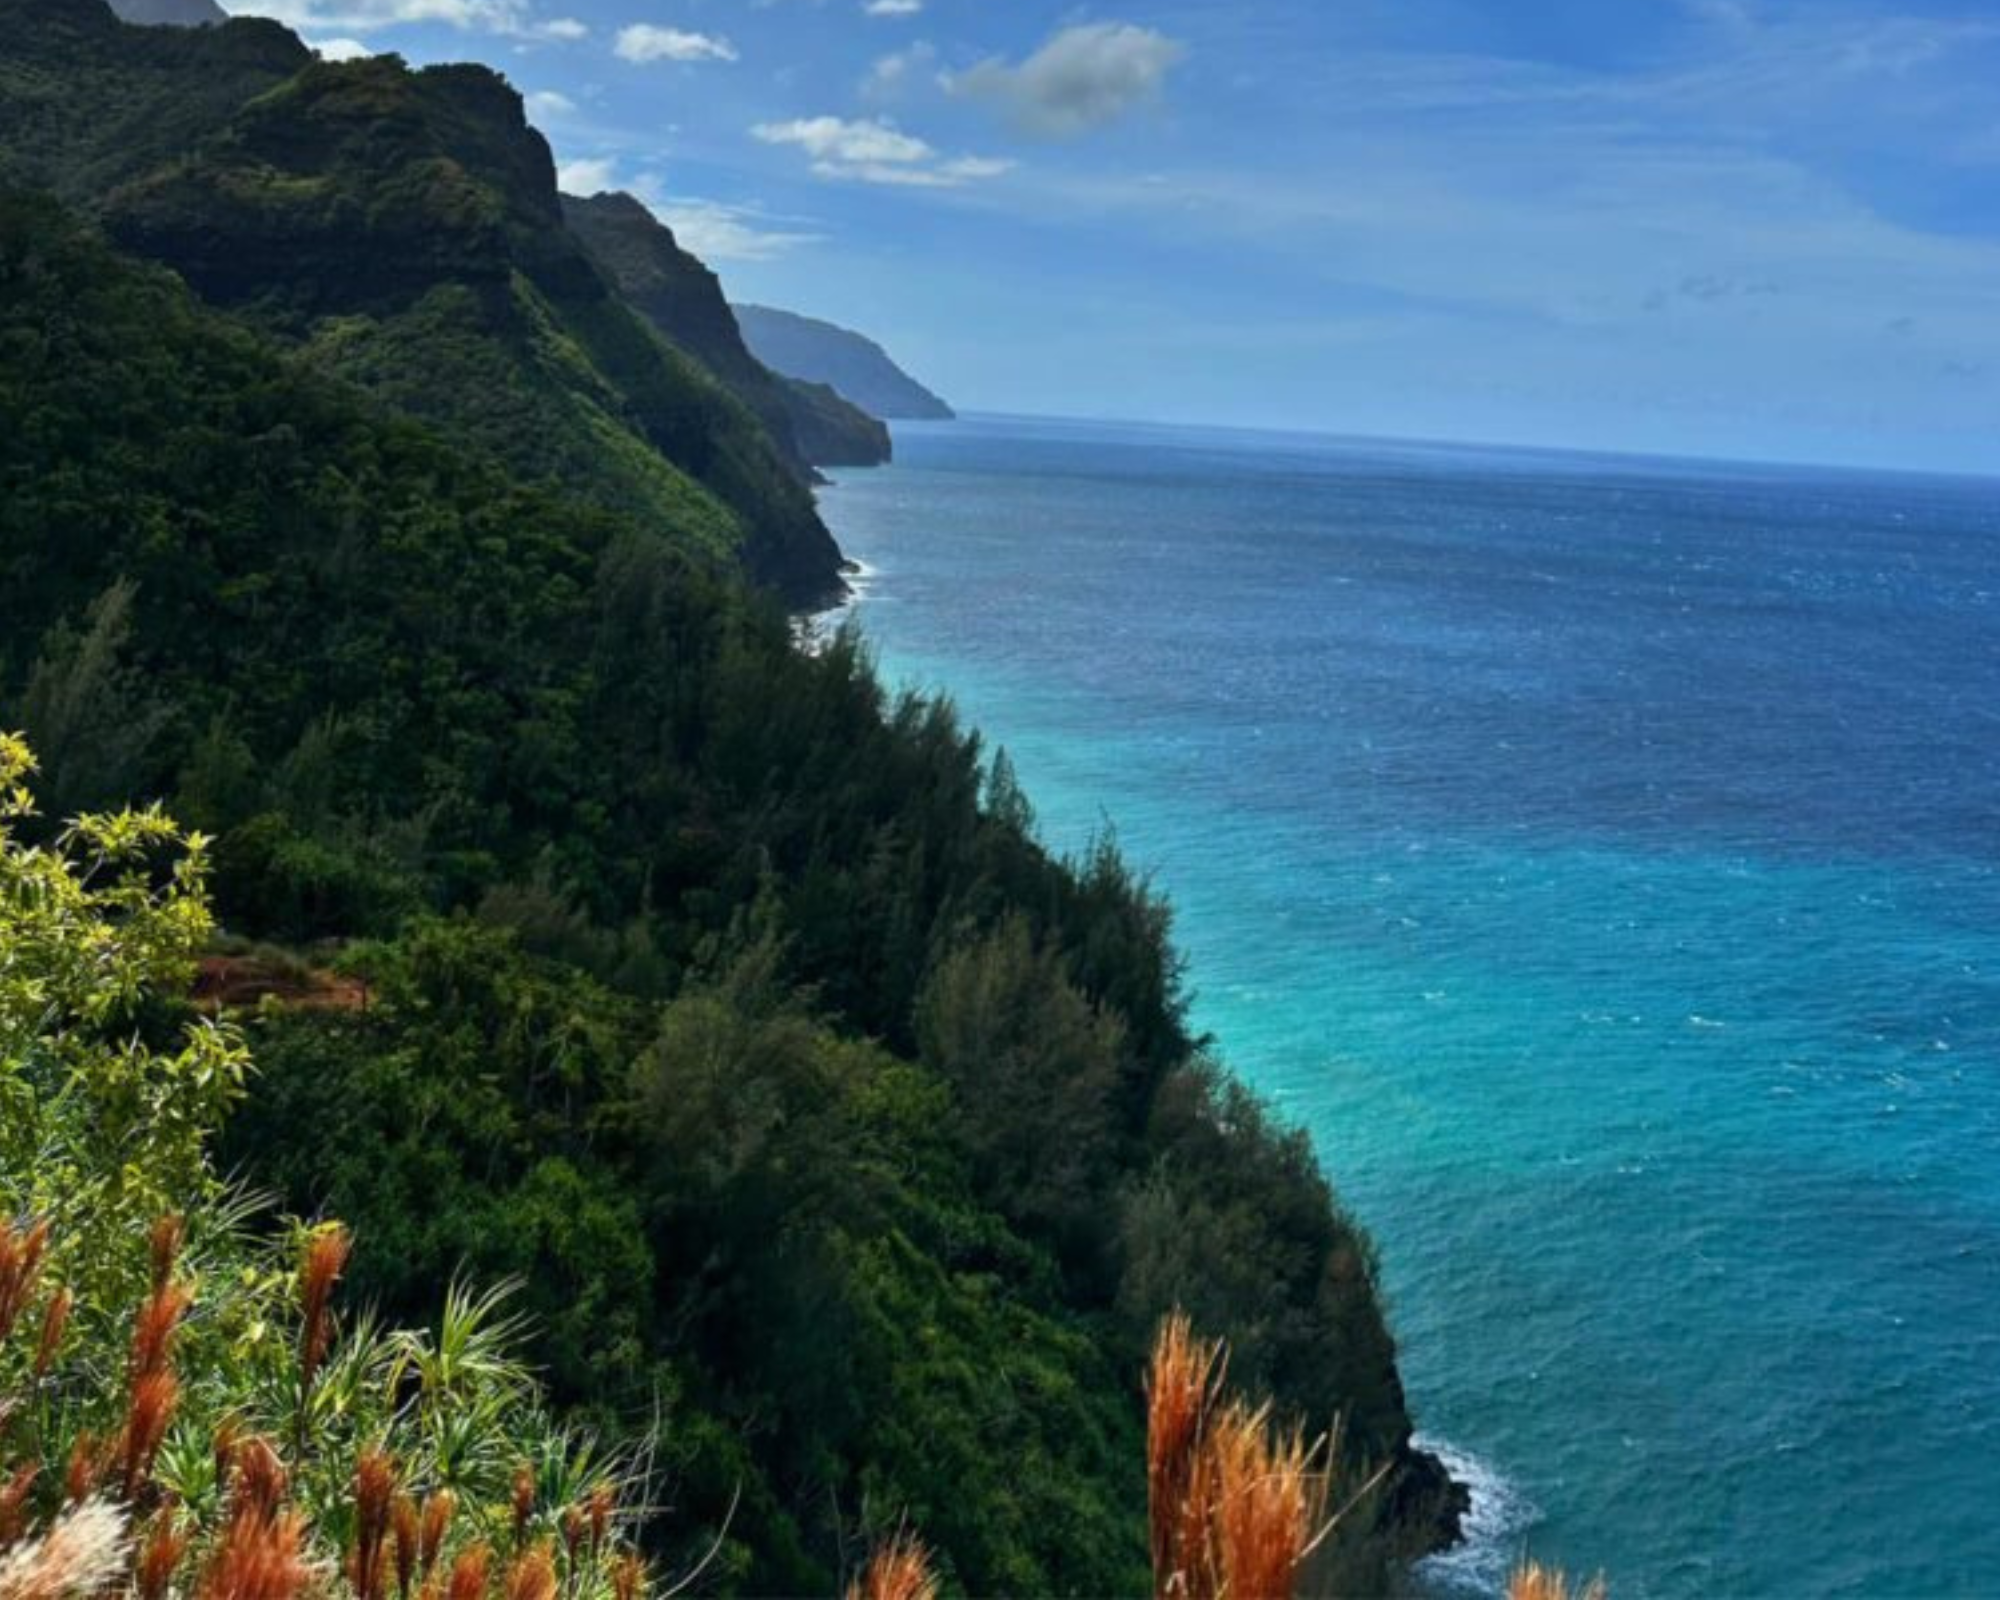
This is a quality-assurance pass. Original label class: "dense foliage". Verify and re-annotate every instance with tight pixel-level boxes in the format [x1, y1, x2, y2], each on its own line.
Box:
[0, 0, 843, 605]
[0, 5, 1462, 1587]
[0, 735, 648, 1600]
[562, 193, 890, 475]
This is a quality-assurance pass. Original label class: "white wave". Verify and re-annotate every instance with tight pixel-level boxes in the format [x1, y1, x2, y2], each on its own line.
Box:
[1411, 1436, 1537, 1598]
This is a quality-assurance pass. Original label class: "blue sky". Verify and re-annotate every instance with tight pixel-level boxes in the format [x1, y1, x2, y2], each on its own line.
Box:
[221, 0, 2000, 473]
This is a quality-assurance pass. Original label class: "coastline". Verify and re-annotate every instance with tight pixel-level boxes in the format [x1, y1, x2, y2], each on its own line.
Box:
[813, 472, 1472, 1569]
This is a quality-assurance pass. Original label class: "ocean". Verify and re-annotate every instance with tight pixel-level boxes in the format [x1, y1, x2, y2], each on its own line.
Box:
[816, 414, 2000, 1598]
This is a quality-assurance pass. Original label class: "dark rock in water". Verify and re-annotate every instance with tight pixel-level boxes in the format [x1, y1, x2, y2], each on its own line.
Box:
[563, 191, 891, 474]
[733, 302, 954, 422]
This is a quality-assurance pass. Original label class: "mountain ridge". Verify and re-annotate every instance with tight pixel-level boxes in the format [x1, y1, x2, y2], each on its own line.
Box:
[735, 301, 956, 422]
[563, 190, 891, 474]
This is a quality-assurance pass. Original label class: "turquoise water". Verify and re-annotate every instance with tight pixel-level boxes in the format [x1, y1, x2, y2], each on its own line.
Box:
[817, 416, 2000, 1598]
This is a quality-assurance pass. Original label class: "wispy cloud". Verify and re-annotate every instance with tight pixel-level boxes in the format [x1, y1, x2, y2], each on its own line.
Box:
[613, 24, 737, 63]
[752, 115, 1012, 187]
[554, 155, 819, 262]
[948, 22, 1184, 138]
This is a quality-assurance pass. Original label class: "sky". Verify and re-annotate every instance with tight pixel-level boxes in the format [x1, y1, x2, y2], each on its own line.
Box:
[216, 0, 2000, 474]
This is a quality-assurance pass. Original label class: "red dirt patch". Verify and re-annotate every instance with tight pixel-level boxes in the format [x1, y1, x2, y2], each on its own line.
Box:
[193, 956, 369, 1014]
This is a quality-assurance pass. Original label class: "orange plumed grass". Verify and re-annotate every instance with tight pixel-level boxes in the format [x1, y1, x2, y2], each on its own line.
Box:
[1205, 1404, 1333, 1600]
[148, 1216, 185, 1293]
[33, 1288, 72, 1381]
[502, 1545, 555, 1600]
[0, 1466, 38, 1548]
[0, 1218, 50, 1346]
[418, 1493, 455, 1578]
[843, 1532, 939, 1600]
[444, 1545, 490, 1600]
[136, 1512, 192, 1600]
[1146, 1312, 1225, 1597]
[214, 1418, 245, 1498]
[198, 1506, 311, 1600]
[62, 1436, 95, 1508]
[0, 1499, 127, 1600]
[610, 1553, 644, 1600]
[350, 1451, 397, 1600]
[120, 1369, 181, 1499]
[229, 1439, 288, 1526]
[298, 1226, 352, 1397]
[1508, 1562, 1608, 1600]
[391, 1495, 420, 1600]
[558, 1509, 583, 1569]
[130, 1281, 193, 1382]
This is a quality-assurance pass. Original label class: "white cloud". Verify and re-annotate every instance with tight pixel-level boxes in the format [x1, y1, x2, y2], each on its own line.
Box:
[864, 0, 921, 15]
[754, 115, 933, 165]
[552, 153, 820, 261]
[306, 34, 372, 57]
[864, 40, 934, 99]
[226, 0, 533, 33]
[614, 24, 738, 64]
[949, 22, 1185, 138]
[555, 156, 618, 193]
[536, 15, 584, 37]
[526, 89, 575, 117]
[752, 114, 1011, 188]
[643, 197, 820, 262]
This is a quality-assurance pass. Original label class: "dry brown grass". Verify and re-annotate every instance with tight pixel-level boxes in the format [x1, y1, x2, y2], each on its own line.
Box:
[443, 1545, 490, 1600]
[136, 1513, 192, 1600]
[351, 1450, 397, 1600]
[0, 1220, 50, 1348]
[503, 1545, 557, 1600]
[843, 1532, 939, 1600]
[32, 1288, 71, 1382]
[0, 1502, 125, 1600]
[1146, 1312, 1382, 1600]
[298, 1226, 353, 1396]
[148, 1216, 185, 1292]
[418, 1493, 455, 1579]
[1508, 1562, 1608, 1600]
[0, 1466, 38, 1548]
[198, 1504, 311, 1600]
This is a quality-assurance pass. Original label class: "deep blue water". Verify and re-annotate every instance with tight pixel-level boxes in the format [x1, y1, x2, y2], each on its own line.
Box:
[817, 415, 2000, 1599]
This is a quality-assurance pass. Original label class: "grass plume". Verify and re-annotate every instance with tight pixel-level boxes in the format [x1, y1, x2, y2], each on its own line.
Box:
[0, 1501, 127, 1600]
[844, 1532, 938, 1600]
[1508, 1562, 1608, 1600]
[298, 1226, 352, 1398]
[1146, 1312, 1379, 1600]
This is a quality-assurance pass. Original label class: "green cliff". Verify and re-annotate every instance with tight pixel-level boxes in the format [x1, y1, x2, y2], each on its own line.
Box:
[0, 4, 1463, 1588]
[3, 0, 846, 604]
[564, 190, 891, 473]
